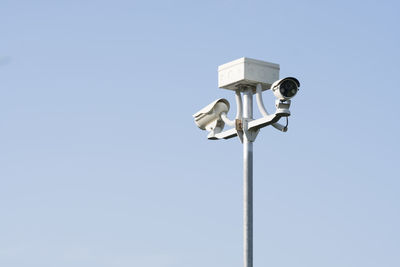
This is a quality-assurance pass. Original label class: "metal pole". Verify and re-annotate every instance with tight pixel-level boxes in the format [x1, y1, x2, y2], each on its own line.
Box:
[243, 88, 253, 267]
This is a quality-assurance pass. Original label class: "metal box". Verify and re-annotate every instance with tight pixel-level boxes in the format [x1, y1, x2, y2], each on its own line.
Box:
[218, 57, 280, 91]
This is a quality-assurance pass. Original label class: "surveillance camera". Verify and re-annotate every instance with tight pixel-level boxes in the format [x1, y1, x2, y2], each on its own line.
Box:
[271, 77, 300, 101]
[193, 98, 230, 130]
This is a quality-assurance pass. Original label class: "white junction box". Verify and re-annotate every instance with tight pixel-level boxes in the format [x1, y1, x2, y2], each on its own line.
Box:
[218, 57, 280, 91]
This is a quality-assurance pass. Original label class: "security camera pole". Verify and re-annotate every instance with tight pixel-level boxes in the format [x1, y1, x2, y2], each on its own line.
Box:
[193, 57, 300, 267]
[242, 86, 254, 267]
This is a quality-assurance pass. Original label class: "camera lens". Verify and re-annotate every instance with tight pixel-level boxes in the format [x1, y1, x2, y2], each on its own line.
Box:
[279, 80, 298, 98]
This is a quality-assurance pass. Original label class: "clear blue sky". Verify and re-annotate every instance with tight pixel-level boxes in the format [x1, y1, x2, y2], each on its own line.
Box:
[1, 1, 399, 266]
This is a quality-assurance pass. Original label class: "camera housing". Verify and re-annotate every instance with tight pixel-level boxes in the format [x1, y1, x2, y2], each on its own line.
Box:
[271, 77, 300, 101]
[193, 98, 230, 130]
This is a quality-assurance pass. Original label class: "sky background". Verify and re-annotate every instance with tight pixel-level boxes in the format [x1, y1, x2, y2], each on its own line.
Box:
[1, 0, 399, 267]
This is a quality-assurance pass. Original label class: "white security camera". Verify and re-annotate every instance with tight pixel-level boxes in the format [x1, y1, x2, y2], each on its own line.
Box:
[271, 77, 300, 101]
[193, 98, 230, 130]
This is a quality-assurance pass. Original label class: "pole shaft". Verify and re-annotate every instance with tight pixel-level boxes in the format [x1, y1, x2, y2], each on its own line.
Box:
[243, 88, 253, 267]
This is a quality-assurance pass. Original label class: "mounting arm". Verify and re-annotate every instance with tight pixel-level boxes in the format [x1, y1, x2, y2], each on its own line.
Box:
[255, 84, 288, 132]
[220, 90, 242, 127]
